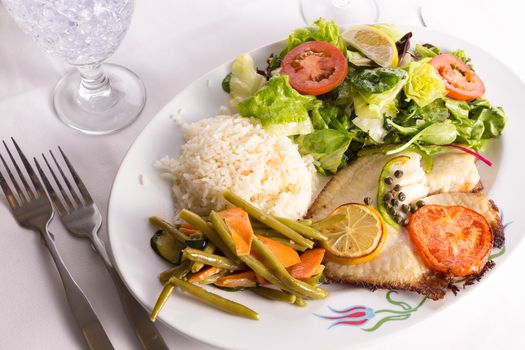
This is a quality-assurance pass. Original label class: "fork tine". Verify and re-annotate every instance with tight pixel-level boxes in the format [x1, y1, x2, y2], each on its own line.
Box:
[42, 154, 75, 211]
[34, 157, 66, 216]
[3, 140, 35, 199]
[49, 149, 83, 206]
[0, 151, 27, 204]
[0, 166, 19, 209]
[10, 138, 45, 197]
[58, 146, 93, 205]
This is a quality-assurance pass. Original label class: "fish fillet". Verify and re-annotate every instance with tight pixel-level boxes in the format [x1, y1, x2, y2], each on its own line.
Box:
[307, 151, 502, 300]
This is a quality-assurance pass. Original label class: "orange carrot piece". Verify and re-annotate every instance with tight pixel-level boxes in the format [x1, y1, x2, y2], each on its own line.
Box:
[255, 273, 269, 285]
[256, 235, 301, 268]
[215, 271, 257, 288]
[189, 266, 222, 283]
[219, 208, 254, 256]
[288, 248, 325, 280]
[179, 223, 198, 236]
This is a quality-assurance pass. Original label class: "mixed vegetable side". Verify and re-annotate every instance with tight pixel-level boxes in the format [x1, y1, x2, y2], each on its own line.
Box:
[223, 18, 506, 175]
[149, 191, 329, 321]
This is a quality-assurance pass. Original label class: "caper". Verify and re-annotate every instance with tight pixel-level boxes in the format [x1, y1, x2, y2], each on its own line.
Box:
[394, 170, 404, 178]
[390, 198, 399, 207]
[402, 218, 410, 226]
[416, 200, 425, 208]
[398, 192, 406, 201]
[394, 215, 403, 224]
[410, 205, 417, 213]
[364, 197, 372, 205]
[383, 192, 393, 202]
[388, 206, 396, 216]
[384, 177, 393, 185]
[393, 184, 401, 192]
[401, 204, 410, 213]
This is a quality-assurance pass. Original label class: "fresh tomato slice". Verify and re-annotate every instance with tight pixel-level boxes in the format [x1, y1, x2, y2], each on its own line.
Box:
[429, 53, 485, 101]
[408, 205, 493, 276]
[280, 41, 348, 96]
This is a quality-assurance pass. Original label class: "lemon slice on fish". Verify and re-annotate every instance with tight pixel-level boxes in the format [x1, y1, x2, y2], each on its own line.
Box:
[342, 25, 398, 67]
[314, 204, 387, 265]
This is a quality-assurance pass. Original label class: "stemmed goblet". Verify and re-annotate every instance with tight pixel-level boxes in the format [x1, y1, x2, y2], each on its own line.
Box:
[2, 0, 146, 135]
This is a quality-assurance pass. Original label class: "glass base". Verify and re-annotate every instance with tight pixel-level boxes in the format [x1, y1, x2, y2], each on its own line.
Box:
[53, 63, 146, 135]
[300, 0, 379, 26]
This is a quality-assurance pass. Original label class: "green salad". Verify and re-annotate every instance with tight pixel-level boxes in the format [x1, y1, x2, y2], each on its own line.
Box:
[222, 18, 506, 175]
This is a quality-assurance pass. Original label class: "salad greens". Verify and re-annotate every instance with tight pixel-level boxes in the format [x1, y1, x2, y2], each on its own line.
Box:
[227, 54, 266, 111]
[238, 75, 316, 136]
[403, 58, 447, 107]
[222, 19, 506, 175]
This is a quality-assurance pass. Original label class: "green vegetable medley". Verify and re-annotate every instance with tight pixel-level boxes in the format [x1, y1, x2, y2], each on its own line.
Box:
[222, 18, 506, 175]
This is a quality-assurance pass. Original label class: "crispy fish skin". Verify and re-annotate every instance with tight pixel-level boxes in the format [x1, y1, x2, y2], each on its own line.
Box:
[324, 226, 449, 300]
[309, 150, 502, 300]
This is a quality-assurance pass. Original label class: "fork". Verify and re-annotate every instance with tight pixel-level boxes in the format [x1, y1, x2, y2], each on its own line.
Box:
[0, 138, 114, 350]
[36, 147, 170, 350]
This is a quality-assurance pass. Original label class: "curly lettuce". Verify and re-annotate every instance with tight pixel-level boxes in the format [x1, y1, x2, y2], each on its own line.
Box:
[238, 75, 317, 136]
[403, 58, 447, 107]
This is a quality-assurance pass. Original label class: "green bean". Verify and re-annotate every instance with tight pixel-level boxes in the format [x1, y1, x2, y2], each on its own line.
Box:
[168, 276, 259, 320]
[299, 219, 313, 226]
[150, 283, 174, 321]
[159, 260, 192, 284]
[275, 216, 327, 241]
[179, 209, 240, 262]
[152, 261, 192, 320]
[294, 297, 307, 307]
[223, 191, 314, 248]
[149, 216, 187, 244]
[183, 247, 245, 271]
[191, 242, 216, 273]
[252, 287, 296, 304]
[210, 216, 302, 293]
[251, 236, 329, 300]
[209, 211, 238, 255]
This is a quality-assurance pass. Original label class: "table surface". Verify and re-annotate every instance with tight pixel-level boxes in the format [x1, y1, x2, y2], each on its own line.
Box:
[1, 0, 524, 349]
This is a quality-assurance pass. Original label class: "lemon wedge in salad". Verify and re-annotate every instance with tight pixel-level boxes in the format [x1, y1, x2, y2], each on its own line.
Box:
[342, 25, 398, 67]
[313, 203, 387, 265]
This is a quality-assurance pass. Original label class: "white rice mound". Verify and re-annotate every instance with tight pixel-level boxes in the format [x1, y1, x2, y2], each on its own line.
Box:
[156, 114, 315, 220]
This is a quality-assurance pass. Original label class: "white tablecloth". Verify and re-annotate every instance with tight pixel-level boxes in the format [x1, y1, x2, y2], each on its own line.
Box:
[1, 0, 524, 349]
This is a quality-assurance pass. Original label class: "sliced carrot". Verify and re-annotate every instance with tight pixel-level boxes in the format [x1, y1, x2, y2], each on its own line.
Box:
[288, 248, 325, 280]
[219, 208, 254, 256]
[255, 273, 269, 285]
[188, 266, 222, 283]
[215, 271, 257, 288]
[256, 235, 301, 268]
[179, 223, 198, 236]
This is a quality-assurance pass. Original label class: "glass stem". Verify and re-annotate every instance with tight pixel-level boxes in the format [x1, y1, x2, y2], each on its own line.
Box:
[77, 63, 117, 111]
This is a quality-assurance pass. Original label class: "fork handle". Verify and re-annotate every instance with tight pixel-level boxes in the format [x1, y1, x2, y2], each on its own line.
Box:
[91, 236, 171, 350]
[40, 229, 115, 350]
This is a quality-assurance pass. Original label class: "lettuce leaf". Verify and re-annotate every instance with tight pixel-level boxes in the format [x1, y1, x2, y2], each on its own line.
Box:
[238, 75, 318, 136]
[350, 67, 407, 94]
[296, 129, 352, 174]
[404, 58, 447, 107]
[444, 98, 506, 151]
[414, 43, 440, 59]
[228, 54, 266, 111]
[283, 18, 346, 55]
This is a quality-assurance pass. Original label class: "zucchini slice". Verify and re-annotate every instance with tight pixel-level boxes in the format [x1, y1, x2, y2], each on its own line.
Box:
[151, 230, 185, 264]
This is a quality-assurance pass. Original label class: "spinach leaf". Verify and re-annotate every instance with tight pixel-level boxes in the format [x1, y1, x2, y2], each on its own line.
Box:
[350, 68, 407, 94]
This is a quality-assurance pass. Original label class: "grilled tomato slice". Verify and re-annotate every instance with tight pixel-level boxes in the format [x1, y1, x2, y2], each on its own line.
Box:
[408, 205, 493, 276]
[280, 41, 348, 96]
[429, 53, 485, 100]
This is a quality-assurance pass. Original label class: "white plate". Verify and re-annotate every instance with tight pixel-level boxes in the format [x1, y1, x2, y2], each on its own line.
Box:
[108, 25, 524, 350]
